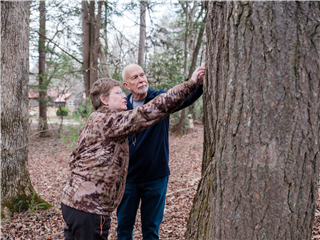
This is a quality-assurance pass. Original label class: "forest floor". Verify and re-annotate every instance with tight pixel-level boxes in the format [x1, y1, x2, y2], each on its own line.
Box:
[1, 124, 203, 240]
[1, 123, 320, 240]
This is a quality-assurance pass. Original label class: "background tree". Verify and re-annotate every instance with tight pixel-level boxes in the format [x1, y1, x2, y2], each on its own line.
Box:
[186, 2, 320, 239]
[174, 1, 189, 136]
[175, 1, 206, 135]
[1, 1, 50, 222]
[82, 0, 103, 97]
[29, 1, 84, 128]
[138, 1, 146, 66]
[38, 0, 48, 137]
[98, 0, 111, 79]
[146, 50, 185, 90]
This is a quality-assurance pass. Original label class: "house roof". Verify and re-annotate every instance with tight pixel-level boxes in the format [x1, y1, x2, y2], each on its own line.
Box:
[28, 90, 60, 99]
[28, 92, 39, 99]
[54, 92, 73, 103]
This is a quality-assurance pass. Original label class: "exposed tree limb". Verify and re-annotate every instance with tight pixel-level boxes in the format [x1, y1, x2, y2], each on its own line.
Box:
[35, 30, 83, 64]
[179, 1, 187, 14]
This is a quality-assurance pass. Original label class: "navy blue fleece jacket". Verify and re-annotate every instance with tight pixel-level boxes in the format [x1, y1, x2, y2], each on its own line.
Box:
[125, 85, 203, 182]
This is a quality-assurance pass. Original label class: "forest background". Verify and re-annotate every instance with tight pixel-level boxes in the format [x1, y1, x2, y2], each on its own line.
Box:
[28, 0, 206, 137]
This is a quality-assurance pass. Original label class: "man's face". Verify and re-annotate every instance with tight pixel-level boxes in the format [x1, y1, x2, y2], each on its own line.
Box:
[123, 65, 148, 97]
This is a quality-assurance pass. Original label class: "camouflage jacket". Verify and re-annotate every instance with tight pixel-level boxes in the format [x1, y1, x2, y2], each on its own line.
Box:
[61, 80, 196, 216]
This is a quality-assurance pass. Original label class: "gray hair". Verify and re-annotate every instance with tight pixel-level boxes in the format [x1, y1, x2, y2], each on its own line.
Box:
[90, 78, 121, 110]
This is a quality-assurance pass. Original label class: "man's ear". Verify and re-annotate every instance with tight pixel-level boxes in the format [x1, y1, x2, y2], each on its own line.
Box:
[122, 81, 130, 90]
[100, 95, 109, 106]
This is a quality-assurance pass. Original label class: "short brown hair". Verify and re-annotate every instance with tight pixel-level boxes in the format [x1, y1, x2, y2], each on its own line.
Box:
[90, 78, 121, 110]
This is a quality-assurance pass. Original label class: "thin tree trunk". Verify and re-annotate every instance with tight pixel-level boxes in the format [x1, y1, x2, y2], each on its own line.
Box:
[176, 109, 186, 136]
[103, 0, 108, 66]
[38, 0, 48, 137]
[138, 1, 146, 66]
[176, 2, 205, 135]
[103, 1, 108, 49]
[1, 1, 51, 223]
[82, 0, 102, 96]
[99, 39, 111, 78]
[93, 1, 103, 83]
[175, 4, 189, 136]
[99, 1, 110, 78]
[89, 0, 103, 87]
[89, 1, 96, 87]
[187, 14, 206, 120]
[81, 1, 90, 98]
[186, 2, 320, 239]
[188, 15, 206, 79]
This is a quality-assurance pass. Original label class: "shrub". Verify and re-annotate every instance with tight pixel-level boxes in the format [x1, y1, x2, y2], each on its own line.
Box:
[56, 107, 68, 117]
[76, 105, 88, 118]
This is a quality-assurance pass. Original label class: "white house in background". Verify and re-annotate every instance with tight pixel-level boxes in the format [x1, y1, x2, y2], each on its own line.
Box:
[54, 92, 85, 113]
[28, 90, 60, 107]
[28, 90, 85, 117]
[54, 92, 75, 111]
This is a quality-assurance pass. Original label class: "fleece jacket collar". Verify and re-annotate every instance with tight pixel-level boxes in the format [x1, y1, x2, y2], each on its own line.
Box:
[126, 88, 159, 110]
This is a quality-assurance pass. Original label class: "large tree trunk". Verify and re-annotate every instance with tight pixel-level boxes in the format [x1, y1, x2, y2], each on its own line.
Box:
[138, 1, 146, 66]
[1, 1, 51, 223]
[186, 2, 320, 239]
[38, 0, 48, 137]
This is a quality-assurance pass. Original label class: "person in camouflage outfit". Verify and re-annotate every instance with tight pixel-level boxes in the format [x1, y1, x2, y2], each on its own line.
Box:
[61, 65, 205, 240]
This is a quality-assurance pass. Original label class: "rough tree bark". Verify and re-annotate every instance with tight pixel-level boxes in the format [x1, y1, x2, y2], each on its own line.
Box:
[38, 0, 48, 137]
[186, 2, 320, 239]
[1, 1, 51, 222]
[138, 1, 146, 66]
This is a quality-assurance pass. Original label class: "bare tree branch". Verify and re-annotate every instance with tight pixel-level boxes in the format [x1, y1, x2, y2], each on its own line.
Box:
[35, 30, 83, 64]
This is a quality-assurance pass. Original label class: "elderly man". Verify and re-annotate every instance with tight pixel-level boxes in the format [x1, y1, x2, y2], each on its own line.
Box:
[117, 64, 204, 239]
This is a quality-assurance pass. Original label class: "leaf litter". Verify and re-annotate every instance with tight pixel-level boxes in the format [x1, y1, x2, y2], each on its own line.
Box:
[1, 124, 320, 239]
[1, 125, 202, 240]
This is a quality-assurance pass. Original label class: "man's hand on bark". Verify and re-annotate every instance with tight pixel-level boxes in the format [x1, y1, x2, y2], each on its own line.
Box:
[191, 64, 205, 86]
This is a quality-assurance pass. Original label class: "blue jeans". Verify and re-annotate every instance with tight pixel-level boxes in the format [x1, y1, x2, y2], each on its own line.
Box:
[116, 176, 169, 240]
